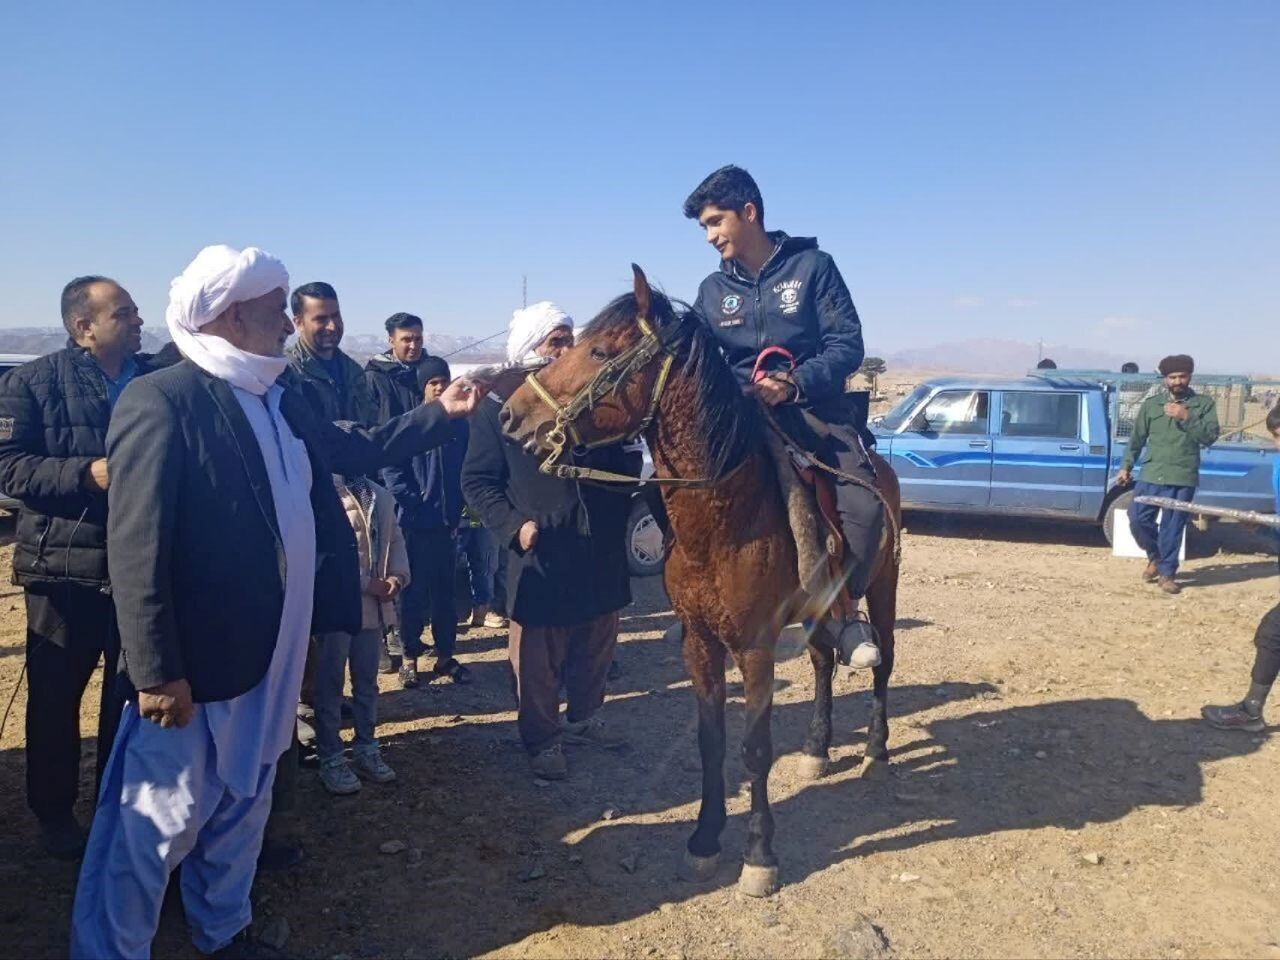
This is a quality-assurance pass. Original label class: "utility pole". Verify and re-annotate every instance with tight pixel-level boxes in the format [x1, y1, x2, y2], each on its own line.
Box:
[522, 274, 527, 308]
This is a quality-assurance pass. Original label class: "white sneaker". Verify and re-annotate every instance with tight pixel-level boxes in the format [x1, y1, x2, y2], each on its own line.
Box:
[835, 617, 882, 669]
[483, 610, 509, 629]
[319, 757, 362, 795]
[352, 747, 396, 784]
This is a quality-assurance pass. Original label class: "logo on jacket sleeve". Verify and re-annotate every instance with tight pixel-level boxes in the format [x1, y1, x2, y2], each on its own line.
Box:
[773, 280, 803, 316]
[720, 294, 743, 315]
[0, 417, 13, 441]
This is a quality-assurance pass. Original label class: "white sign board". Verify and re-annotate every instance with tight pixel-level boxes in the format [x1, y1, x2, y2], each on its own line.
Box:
[1112, 507, 1186, 561]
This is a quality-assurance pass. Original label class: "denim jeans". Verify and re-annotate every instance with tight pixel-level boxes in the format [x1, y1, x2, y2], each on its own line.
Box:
[313, 628, 381, 763]
[1128, 480, 1195, 577]
[457, 526, 498, 608]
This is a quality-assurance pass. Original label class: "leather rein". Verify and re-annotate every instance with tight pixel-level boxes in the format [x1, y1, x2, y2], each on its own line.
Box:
[522, 313, 709, 487]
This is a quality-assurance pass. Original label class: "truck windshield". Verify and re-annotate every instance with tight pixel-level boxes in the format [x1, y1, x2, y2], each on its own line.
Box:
[880, 385, 932, 431]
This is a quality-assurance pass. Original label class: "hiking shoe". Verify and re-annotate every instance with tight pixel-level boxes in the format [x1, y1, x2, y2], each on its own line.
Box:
[210, 927, 287, 959]
[1158, 576, 1181, 595]
[834, 617, 882, 669]
[530, 743, 568, 780]
[318, 757, 362, 795]
[1201, 702, 1265, 733]
[257, 839, 305, 872]
[400, 661, 420, 689]
[562, 715, 627, 750]
[484, 609, 509, 629]
[352, 747, 397, 784]
[1142, 560, 1160, 583]
[38, 816, 85, 861]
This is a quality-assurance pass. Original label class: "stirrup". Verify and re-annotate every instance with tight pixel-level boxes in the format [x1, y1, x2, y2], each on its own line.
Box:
[834, 613, 881, 669]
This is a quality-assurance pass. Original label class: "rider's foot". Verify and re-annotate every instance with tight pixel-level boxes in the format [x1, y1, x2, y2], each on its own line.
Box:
[1142, 560, 1160, 583]
[834, 616, 881, 669]
[1201, 701, 1265, 733]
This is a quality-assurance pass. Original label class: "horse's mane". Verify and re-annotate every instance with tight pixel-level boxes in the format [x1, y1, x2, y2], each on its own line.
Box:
[585, 290, 759, 479]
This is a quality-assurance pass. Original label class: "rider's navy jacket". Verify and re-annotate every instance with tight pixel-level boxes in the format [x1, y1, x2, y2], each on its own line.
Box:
[693, 231, 866, 426]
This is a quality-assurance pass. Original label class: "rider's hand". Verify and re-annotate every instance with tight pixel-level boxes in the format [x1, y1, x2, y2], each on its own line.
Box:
[752, 377, 793, 407]
[1115, 468, 1132, 486]
[1163, 402, 1190, 422]
[518, 520, 539, 552]
[366, 578, 394, 600]
[83, 458, 110, 492]
[437, 379, 488, 419]
[138, 679, 194, 729]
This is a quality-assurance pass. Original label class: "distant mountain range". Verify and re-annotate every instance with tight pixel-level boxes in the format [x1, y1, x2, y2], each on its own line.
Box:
[0, 328, 505, 366]
[870, 338, 1132, 376]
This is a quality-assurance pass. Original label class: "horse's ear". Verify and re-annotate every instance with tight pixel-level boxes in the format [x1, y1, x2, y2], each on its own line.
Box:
[631, 263, 651, 320]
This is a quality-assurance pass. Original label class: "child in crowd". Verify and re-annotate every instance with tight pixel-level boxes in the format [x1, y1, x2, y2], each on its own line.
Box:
[383, 357, 473, 687]
[458, 506, 506, 628]
[316, 474, 411, 794]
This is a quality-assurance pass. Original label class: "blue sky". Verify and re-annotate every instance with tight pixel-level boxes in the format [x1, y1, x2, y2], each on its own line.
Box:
[1, 1, 1275, 370]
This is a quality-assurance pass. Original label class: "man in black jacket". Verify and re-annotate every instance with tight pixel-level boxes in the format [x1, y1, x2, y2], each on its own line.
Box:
[365, 311, 428, 423]
[0, 274, 150, 860]
[70, 245, 482, 959]
[684, 164, 884, 670]
[462, 304, 631, 782]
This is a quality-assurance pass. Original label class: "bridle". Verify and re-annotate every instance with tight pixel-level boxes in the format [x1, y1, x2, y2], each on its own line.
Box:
[522, 311, 706, 486]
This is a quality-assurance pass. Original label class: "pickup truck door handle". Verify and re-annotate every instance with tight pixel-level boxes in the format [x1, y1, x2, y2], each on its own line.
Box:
[1059, 443, 1081, 451]
[969, 440, 990, 448]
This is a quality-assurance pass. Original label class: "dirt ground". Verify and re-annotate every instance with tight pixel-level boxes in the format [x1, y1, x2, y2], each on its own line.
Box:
[1, 513, 1278, 959]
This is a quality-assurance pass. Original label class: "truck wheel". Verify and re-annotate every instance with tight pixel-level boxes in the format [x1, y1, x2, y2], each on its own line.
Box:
[626, 498, 665, 577]
[1102, 490, 1135, 546]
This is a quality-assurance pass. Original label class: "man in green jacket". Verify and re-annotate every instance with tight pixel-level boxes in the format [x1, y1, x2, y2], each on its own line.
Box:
[1116, 354, 1220, 594]
[286, 281, 378, 426]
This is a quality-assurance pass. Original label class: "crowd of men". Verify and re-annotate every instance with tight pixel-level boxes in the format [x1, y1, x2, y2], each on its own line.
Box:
[0, 163, 1273, 958]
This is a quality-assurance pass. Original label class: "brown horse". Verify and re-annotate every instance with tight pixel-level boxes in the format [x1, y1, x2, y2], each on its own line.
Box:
[499, 266, 902, 897]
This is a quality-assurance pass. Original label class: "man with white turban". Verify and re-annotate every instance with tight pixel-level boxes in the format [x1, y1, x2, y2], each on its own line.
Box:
[461, 302, 633, 782]
[70, 245, 484, 958]
[506, 300, 575, 364]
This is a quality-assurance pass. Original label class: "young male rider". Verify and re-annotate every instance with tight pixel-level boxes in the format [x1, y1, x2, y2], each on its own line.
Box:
[684, 164, 883, 668]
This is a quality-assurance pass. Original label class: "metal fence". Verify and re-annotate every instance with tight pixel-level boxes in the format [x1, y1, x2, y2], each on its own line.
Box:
[1029, 371, 1280, 444]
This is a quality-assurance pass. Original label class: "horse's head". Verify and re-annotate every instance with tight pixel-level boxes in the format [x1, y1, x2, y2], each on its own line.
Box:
[500, 265, 686, 462]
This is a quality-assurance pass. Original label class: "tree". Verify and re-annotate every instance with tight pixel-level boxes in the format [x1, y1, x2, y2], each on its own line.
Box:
[859, 356, 887, 396]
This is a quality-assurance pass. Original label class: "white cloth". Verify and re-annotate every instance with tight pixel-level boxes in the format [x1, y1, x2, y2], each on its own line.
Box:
[166, 244, 291, 395]
[201, 383, 316, 797]
[506, 300, 573, 364]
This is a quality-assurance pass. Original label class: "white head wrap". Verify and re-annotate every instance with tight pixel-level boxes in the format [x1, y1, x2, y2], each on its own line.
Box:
[166, 244, 291, 395]
[506, 301, 574, 364]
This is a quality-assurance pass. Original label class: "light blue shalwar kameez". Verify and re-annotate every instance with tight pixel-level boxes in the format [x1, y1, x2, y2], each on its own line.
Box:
[71, 384, 316, 959]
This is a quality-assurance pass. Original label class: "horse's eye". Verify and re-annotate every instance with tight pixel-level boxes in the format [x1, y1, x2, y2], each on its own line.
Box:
[589, 347, 610, 362]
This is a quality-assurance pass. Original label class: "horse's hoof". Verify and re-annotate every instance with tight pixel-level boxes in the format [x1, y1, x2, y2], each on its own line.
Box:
[678, 850, 720, 883]
[861, 756, 891, 781]
[795, 753, 829, 780]
[738, 863, 780, 898]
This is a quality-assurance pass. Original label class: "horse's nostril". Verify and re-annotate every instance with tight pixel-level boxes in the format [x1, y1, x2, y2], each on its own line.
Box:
[571, 445, 587, 457]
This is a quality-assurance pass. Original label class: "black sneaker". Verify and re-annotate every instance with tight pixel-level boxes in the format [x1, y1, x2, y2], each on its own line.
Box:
[210, 927, 288, 959]
[1201, 702, 1265, 733]
[38, 816, 86, 861]
[400, 661, 420, 689]
[256, 839, 305, 872]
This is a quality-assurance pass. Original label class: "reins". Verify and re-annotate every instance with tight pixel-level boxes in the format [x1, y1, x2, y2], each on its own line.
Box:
[525, 313, 712, 488]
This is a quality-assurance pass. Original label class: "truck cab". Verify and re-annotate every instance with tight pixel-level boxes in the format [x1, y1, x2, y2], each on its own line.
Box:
[872, 374, 1277, 539]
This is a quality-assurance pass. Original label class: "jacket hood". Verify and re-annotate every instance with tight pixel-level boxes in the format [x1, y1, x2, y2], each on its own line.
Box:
[718, 231, 818, 278]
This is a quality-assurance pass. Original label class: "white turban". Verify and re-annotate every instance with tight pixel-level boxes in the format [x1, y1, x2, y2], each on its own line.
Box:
[506, 301, 574, 364]
[165, 245, 291, 395]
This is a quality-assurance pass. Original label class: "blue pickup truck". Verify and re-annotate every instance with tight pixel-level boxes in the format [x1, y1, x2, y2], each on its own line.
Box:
[870, 374, 1278, 542]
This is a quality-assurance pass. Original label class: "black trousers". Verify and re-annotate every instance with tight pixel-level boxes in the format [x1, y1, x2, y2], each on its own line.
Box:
[1251, 601, 1280, 688]
[24, 583, 121, 825]
[401, 527, 458, 662]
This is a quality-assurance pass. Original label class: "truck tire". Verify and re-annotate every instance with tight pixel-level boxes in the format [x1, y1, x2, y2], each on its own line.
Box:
[626, 497, 665, 577]
[1102, 490, 1135, 546]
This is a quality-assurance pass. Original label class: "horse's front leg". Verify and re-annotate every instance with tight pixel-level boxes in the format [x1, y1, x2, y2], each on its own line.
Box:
[679, 626, 726, 882]
[737, 646, 779, 897]
[864, 569, 898, 777]
[798, 625, 836, 780]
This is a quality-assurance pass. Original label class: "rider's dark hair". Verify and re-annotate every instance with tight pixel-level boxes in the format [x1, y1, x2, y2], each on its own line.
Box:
[1120, 362, 1140, 373]
[290, 281, 338, 317]
[1267, 403, 1280, 436]
[385, 312, 423, 335]
[60, 275, 113, 338]
[682, 165, 764, 225]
